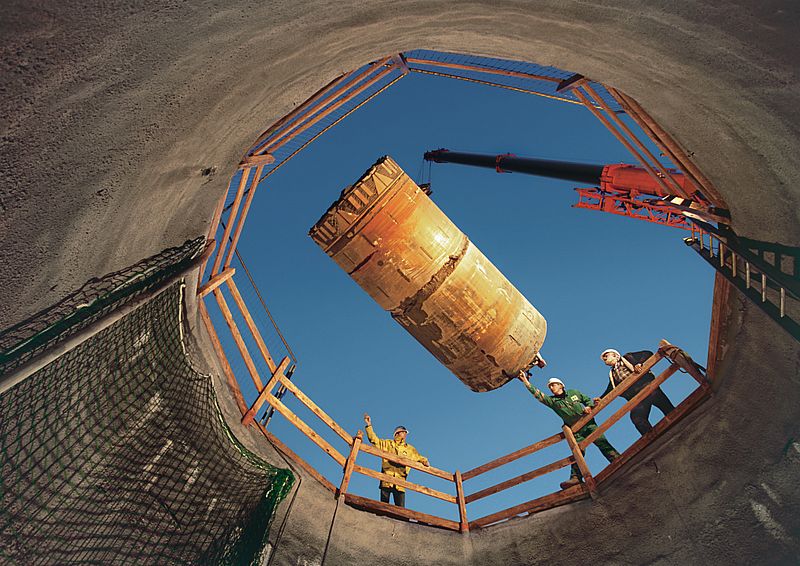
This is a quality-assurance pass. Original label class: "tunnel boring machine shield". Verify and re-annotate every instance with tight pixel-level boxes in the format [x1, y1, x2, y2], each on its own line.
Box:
[309, 156, 546, 392]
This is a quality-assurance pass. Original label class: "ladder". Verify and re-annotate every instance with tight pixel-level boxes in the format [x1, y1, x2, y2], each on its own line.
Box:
[685, 220, 800, 341]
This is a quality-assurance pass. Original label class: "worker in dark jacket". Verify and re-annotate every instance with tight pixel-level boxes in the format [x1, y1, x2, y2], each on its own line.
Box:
[518, 371, 620, 489]
[594, 349, 675, 436]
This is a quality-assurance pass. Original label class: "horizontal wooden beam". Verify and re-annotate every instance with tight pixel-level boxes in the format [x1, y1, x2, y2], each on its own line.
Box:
[198, 301, 247, 416]
[213, 287, 264, 391]
[465, 456, 574, 504]
[579, 363, 680, 449]
[262, 390, 346, 466]
[257, 423, 336, 493]
[276, 372, 352, 444]
[470, 483, 589, 529]
[239, 153, 275, 168]
[343, 493, 460, 531]
[353, 464, 457, 503]
[405, 56, 561, 84]
[225, 277, 278, 373]
[359, 442, 453, 481]
[570, 350, 665, 433]
[197, 267, 235, 298]
[461, 432, 564, 481]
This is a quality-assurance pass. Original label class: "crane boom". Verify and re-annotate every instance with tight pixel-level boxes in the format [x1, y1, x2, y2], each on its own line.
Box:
[423, 148, 729, 228]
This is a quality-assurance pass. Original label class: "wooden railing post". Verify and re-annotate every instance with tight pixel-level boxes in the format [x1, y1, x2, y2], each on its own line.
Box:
[454, 470, 469, 533]
[242, 356, 290, 426]
[338, 431, 362, 499]
[563, 425, 597, 499]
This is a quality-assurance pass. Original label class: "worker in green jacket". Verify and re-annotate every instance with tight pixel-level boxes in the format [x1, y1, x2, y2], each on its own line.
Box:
[364, 413, 430, 507]
[518, 371, 620, 489]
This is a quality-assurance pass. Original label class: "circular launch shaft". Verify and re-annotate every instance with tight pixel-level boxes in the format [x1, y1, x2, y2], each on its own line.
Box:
[309, 156, 546, 392]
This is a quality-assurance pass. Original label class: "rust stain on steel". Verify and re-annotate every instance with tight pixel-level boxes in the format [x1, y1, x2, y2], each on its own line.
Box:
[309, 156, 546, 392]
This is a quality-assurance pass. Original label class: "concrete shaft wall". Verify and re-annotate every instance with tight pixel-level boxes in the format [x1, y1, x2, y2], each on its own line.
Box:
[2, 1, 799, 564]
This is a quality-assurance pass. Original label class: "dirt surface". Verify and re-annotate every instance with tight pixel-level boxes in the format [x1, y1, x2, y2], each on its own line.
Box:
[2, 1, 800, 564]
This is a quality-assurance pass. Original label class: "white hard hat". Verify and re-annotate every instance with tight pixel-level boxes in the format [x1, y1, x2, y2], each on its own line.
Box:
[547, 378, 565, 387]
[600, 349, 621, 360]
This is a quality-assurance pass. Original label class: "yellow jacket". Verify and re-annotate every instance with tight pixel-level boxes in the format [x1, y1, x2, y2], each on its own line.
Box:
[365, 425, 429, 492]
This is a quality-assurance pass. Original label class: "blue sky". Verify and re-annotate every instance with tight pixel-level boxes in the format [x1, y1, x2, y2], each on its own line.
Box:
[208, 69, 714, 523]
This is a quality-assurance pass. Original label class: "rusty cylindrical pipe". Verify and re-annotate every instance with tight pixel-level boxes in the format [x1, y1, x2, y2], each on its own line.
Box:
[309, 156, 547, 392]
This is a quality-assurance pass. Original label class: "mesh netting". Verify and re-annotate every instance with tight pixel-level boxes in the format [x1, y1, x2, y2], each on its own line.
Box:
[0, 237, 206, 376]
[0, 283, 293, 565]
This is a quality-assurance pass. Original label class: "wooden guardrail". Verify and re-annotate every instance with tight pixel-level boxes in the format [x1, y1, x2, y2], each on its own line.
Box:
[201, 272, 711, 531]
[192, 60, 716, 531]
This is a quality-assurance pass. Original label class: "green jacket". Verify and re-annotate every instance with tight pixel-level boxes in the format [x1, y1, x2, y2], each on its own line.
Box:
[365, 425, 429, 492]
[527, 384, 595, 427]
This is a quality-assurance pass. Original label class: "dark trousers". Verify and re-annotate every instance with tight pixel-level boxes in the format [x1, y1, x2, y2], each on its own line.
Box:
[630, 387, 675, 435]
[569, 421, 620, 480]
[380, 487, 406, 507]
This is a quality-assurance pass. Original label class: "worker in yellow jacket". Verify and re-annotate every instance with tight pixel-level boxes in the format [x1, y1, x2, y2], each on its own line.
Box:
[364, 413, 430, 507]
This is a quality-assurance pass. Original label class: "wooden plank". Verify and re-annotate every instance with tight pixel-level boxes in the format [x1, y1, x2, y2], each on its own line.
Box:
[242, 356, 290, 426]
[224, 164, 265, 269]
[276, 371, 352, 444]
[464, 456, 574, 504]
[197, 186, 226, 289]
[198, 300, 247, 416]
[239, 154, 275, 168]
[707, 273, 733, 384]
[249, 69, 356, 153]
[265, 392, 346, 466]
[564, 425, 596, 498]
[470, 483, 589, 529]
[570, 350, 664, 433]
[461, 432, 564, 480]
[213, 287, 264, 390]
[454, 470, 468, 533]
[582, 83, 689, 198]
[579, 364, 680, 449]
[404, 56, 561, 84]
[359, 443, 452, 481]
[660, 339, 707, 386]
[574, 88, 675, 198]
[352, 464, 456, 503]
[197, 267, 235, 298]
[267, 59, 394, 154]
[343, 493, 460, 532]
[610, 87, 725, 206]
[225, 277, 278, 373]
[210, 167, 251, 276]
[338, 431, 363, 498]
[595, 385, 711, 485]
[256, 423, 336, 493]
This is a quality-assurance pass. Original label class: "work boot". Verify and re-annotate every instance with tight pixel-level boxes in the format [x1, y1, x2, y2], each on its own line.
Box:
[560, 477, 581, 490]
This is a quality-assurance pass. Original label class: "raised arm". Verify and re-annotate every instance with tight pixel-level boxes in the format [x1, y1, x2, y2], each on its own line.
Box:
[363, 413, 388, 451]
[517, 371, 554, 407]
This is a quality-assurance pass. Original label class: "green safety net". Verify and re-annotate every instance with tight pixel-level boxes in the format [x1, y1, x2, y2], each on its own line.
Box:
[0, 237, 206, 375]
[0, 273, 293, 564]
